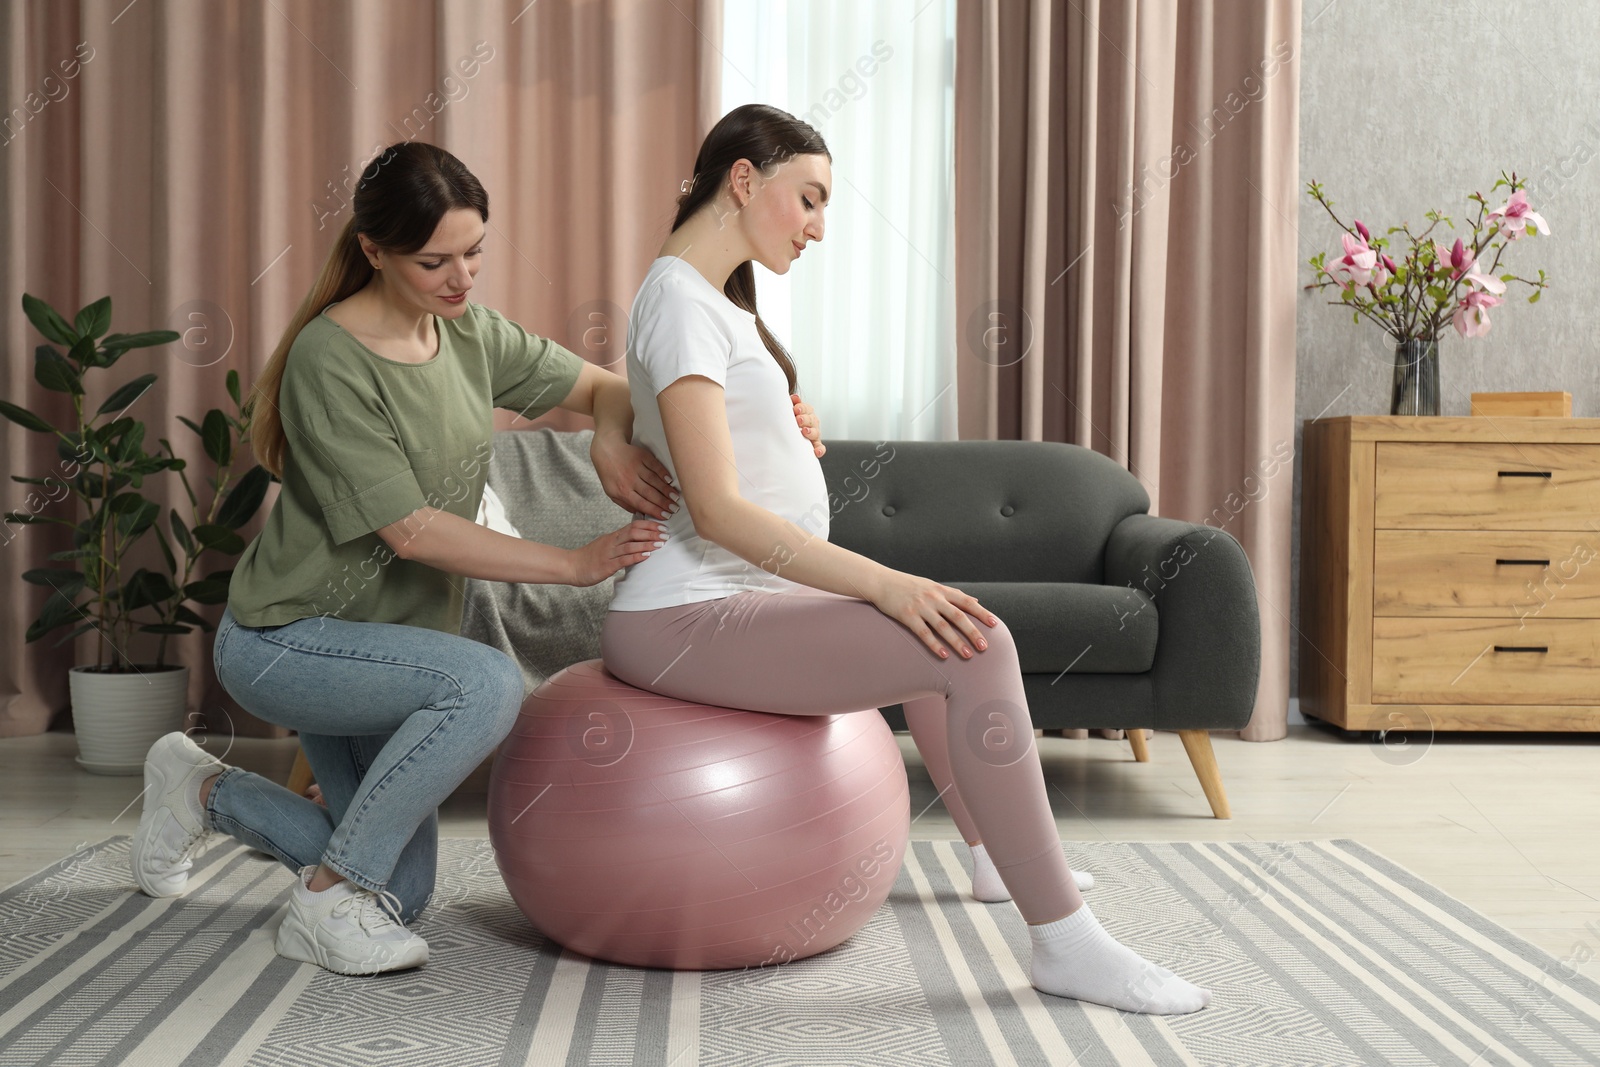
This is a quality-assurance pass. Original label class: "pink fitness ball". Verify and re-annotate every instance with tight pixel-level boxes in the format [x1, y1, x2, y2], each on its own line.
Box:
[487, 660, 911, 970]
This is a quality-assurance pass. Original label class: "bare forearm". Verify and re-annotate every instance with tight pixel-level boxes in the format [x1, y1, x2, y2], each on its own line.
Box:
[590, 373, 634, 445]
[391, 507, 575, 584]
[698, 498, 889, 602]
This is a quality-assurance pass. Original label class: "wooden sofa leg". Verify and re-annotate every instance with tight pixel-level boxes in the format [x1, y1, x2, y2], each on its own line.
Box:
[287, 746, 315, 796]
[1128, 728, 1151, 762]
[1176, 729, 1231, 819]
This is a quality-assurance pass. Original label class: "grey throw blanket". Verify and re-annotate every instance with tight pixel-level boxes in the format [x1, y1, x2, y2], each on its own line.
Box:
[460, 428, 632, 698]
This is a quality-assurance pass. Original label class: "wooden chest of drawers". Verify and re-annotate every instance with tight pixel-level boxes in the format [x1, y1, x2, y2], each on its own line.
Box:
[1299, 416, 1600, 732]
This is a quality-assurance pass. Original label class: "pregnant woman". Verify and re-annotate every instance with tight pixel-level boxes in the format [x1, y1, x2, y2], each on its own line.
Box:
[127, 140, 821, 976]
[600, 104, 1209, 1014]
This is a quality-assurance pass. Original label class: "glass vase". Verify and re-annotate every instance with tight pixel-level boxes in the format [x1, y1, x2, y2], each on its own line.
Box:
[1390, 336, 1440, 416]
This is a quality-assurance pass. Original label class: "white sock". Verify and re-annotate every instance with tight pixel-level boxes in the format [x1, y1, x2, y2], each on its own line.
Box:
[1028, 903, 1210, 1013]
[969, 842, 1093, 901]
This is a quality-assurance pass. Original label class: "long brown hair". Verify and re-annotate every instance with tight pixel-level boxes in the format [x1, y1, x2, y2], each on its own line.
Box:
[247, 141, 489, 478]
[671, 104, 830, 396]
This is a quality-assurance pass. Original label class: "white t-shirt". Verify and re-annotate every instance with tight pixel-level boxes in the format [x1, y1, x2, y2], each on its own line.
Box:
[608, 255, 830, 610]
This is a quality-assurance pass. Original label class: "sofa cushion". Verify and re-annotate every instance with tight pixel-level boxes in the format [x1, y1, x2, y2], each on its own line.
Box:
[942, 582, 1157, 674]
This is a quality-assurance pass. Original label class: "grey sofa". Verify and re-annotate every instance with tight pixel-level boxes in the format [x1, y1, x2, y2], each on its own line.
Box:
[462, 429, 1260, 819]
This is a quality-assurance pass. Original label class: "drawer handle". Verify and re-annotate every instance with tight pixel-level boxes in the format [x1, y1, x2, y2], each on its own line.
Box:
[1497, 470, 1553, 478]
[1494, 558, 1551, 566]
[1493, 645, 1549, 653]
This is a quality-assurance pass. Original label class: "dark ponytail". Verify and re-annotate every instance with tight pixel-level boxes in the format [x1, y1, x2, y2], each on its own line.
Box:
[671, 104, 830, 396]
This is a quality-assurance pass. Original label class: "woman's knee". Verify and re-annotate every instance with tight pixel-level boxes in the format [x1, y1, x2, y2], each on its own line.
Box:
[967, 612, 1018, 664]
[463, 647, 525, 737]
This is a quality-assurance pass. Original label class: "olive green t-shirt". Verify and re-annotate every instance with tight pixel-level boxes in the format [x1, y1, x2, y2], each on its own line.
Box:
[227, 300, 586, 634]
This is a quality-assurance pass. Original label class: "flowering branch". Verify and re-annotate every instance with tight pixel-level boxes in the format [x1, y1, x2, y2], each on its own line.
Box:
[1304, 171, 1549, 342]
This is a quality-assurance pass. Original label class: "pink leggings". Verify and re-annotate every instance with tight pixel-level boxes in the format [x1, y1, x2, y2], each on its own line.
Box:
[599, 586, 1084, 923]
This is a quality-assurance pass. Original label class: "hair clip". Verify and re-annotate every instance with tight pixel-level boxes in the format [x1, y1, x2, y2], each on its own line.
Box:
[680, 176, 694, 194]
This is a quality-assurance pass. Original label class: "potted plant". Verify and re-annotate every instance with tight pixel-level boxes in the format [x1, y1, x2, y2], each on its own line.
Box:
[1304, 171, 1550, 415]
[2, 293, 273, 773]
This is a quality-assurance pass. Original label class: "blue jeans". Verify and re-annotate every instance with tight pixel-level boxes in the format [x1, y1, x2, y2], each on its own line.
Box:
[209, 605, 525, 923]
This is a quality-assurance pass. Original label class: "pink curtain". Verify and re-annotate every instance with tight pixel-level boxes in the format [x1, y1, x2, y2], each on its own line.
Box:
[1, 0, 720, 738]
[954, 0, 1300, 740]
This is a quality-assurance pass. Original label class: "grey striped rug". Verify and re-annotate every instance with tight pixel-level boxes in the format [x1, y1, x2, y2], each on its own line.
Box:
[2, 837, 1598, 1066]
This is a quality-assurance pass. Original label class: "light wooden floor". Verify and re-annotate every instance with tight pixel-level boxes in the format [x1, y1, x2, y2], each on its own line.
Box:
[3, 723, 1596, 981]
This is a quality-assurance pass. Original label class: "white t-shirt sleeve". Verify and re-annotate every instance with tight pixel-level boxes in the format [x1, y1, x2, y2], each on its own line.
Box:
[635, 286, 732, 396]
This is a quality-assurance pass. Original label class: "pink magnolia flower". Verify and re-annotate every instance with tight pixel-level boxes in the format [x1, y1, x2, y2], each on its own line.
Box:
[1330, 231, 1378, 286]
[1453, 288, 1503, 338]
[1489, 189, 1549, 239]
[1433, 238, 1473, 279]
[1381, 253, 1398, 274]
[1354, 218, 1371, 242]
[1463, 263, 1507, 295]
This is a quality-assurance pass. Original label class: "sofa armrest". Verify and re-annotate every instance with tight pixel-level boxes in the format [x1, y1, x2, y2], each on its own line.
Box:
[1103, 515, 1260, 731]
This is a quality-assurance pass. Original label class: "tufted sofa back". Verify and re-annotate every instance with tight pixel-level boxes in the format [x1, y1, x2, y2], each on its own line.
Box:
[818, 440, 1151, 585]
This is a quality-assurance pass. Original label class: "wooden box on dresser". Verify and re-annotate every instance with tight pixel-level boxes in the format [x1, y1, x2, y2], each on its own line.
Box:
[1299, 415, 1600, 734]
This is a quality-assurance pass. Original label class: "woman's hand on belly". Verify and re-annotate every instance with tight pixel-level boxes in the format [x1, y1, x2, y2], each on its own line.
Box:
[792, 393, 825, 458]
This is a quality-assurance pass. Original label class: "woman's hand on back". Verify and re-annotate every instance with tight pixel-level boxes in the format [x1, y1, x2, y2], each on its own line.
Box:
[867, 570, 998, 661]
[591, 433, 680, 520]
[570, 519, 670, 587]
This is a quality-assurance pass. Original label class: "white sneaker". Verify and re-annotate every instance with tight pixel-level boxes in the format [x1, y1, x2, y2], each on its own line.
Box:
[275, 865, 429, 975]
[130, 732, 226, 897]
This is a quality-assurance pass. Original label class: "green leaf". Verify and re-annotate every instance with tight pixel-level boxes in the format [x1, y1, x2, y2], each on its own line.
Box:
[67, 334, 98, 369]
[1353, 311, 1360, 324]
[1529, 291, 1541, 303]
[182, 576, 231, 605]
[121, 568, 176, 610]
[1500, 274, 1515, 283]
[21, 293, 77, 346]
[116, 498, 160, 540]
[46, 547, 97, 561]
[153, 525, 178, 575]
[169, 509, 196, 557]
[113, 421, 146, 463]
[21, 568, 86, 597]
[201, 409, 231, 467]
[4, 510, 74, 527]
[174, 604, 210, 630]
[96, 373, 157, 417]
[33, 346, 82, 395]
[99, 330, 179, 352]
[191, 523, 245, 555]
[215, 465, 271, 529]
[0, 398, 57, 434]
[25, 590, 84, 643]
[226, 369, 241, 407]
[109, 491, 146, 514]
[73, 296, 112, 343]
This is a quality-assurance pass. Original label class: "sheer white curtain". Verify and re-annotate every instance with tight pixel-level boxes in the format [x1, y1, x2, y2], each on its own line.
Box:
[721, 1, 958, 441]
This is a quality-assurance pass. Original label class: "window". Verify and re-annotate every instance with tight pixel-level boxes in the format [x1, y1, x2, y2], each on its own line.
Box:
[721, 1, 958, 441]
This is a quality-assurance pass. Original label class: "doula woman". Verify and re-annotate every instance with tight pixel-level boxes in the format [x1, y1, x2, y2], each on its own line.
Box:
[125, 140, 823, 976]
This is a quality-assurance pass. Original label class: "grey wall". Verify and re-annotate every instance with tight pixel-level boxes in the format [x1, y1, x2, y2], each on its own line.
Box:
[1290, 0, 1600, 716]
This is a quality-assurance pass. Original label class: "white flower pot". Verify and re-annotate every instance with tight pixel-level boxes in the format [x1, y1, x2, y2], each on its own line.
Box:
[68, 664, 189, 775]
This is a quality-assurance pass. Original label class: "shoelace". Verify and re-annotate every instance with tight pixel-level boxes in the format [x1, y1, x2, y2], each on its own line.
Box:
[331, 886, 409, 933]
